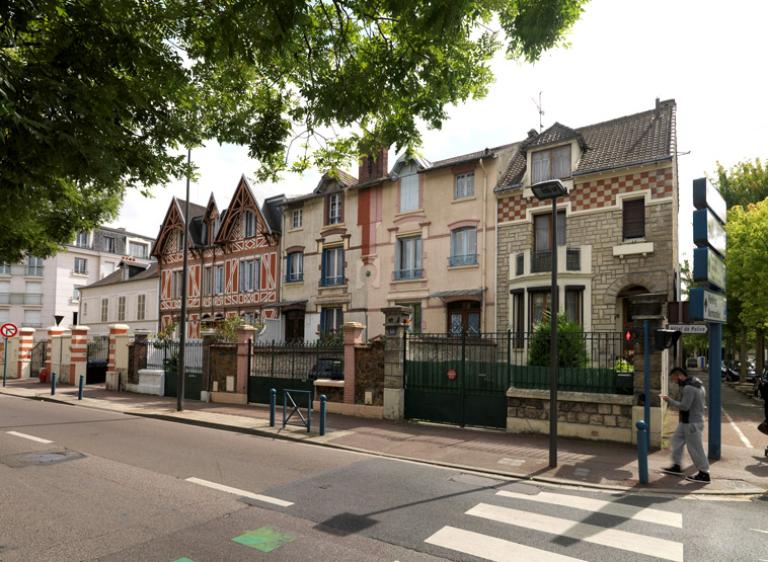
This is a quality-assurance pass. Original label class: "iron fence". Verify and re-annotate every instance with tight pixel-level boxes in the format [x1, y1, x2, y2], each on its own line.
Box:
[87, 336, 109, 363]
[251, 340, 344, 380]
[145, 339, 203, 373]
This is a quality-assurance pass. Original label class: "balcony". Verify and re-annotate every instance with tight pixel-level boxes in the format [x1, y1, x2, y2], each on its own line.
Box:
[285, 272, 304, 283]
[514, 246, 590, 278]
[0, 292, 43, 305]
[393, 269, 423, 281]
[320, 275, 345, 287]
[448, 254, 478, 267]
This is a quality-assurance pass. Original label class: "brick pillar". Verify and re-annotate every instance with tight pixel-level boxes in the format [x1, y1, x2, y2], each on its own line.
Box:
[235, 325, 257, 397]
[105, 324, 130, 390]
[201, 328, 217, 400]
[382, 306, 410, 420]
[16, 327, 35, 379]
[68, 326, 89, 385]
[44, 326, 65, 375]
[343, 322, 365, 404]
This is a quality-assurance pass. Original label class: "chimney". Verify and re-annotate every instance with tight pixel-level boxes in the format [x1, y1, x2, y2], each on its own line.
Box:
[655, 97, 661, 117]
[527, 129, 538, 139]
[358, 147, 389, 184]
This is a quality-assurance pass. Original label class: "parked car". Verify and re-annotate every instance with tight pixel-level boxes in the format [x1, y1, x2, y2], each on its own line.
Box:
[309, 358, 344, 381]
[754, 368, 768, 398]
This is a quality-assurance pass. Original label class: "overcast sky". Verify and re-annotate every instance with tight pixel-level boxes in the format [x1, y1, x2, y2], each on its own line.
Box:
[114, 0, 768, 263]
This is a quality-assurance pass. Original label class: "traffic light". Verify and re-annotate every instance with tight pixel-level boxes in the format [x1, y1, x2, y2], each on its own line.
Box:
[623, 327, 641, 348]
[654, 329, 681, 351]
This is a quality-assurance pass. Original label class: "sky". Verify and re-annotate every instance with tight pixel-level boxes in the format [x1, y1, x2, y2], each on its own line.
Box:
[113, 0, 768, 263]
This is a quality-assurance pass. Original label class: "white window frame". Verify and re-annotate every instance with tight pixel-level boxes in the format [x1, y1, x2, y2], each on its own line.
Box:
[72, 286, 82, 302]
[76, 231, 89, 248]
[74, 257, 88, 275]
[101, 298, 108, 322]
[450, 227, 478, 266]
[286, 252, 303, 282]
[214, 265, 225, 295]
[117, 296, 126, 321]
[531, 145, 571, 184]
[103, 236, 115, 253]
[244, 210, 256, 238]
[239, 258, 260, 293]
[203, 266, 213, 295]
[454, 172, 475, 200]
[129, 241, 148, 258]
[291, 209, 303, 229]
[399, 165, 420, 212]
[328, 193, 342, 224]
[137, 294, 146, 321]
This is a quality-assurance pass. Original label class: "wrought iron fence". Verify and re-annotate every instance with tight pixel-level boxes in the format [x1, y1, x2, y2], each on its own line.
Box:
[87, 336, 109, 363]
[251, 340, 344, 380]
[145, 339, 203, 373]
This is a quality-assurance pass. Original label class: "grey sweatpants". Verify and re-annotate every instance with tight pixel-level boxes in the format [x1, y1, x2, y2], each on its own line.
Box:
[670, 422, 710, 473]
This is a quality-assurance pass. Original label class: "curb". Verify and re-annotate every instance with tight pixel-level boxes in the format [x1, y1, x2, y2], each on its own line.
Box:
[3, 390, 765, 497]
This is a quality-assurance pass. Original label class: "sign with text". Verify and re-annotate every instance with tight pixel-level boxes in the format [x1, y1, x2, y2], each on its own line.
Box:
[689, 287, 727, 323]
[693, 208, 726, 257]
[693, 246, 726, 291]
[693, 177, 727, 224]
[667, 323, 708, 334]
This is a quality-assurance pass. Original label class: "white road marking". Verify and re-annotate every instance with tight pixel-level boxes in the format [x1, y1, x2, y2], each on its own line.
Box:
[185, 477, 293, 507]
[425, 526, 585, 562]
[467, 503, 684, 562]
[751, 528, 768, 535]
[722, 408, 753, 448]
[496, 489, 683, 528]
[6, 431, 53, 444]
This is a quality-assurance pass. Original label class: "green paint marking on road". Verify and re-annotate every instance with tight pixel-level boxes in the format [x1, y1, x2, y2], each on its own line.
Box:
[172, 558, 195, 562]
[232, 527, 296, 553]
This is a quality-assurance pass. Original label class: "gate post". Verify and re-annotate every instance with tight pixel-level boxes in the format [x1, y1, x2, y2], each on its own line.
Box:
[235, 324, 257, 399]
[69, 326, 89, 386]
[16, 327, 35, 379]
[342, 322, 365, 404]
[105, 324, 130, 390]
[45, 326, 66, 380]
[382, 306, 411, 421]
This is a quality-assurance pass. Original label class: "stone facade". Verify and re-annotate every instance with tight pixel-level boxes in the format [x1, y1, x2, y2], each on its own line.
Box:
[354, 338, 385, 406]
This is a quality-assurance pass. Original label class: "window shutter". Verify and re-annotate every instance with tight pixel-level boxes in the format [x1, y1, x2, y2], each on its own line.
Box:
[623, 199, 645, 239]
[336, 248, 344, 281]
[323, 195, 329, 226]
[338, 193, 344, 223]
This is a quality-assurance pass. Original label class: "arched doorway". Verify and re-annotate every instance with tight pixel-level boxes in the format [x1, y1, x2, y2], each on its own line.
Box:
[616, 285, 650, 332]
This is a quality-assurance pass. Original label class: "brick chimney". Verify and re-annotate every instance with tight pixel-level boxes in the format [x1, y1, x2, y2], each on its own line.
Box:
[358, 148, 389, 184]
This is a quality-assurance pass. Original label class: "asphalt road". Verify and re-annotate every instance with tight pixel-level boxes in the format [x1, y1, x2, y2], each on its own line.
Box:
[1, 394, 767, 562]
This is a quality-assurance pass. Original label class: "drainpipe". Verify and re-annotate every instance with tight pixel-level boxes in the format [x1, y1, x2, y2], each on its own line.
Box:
[479, 157, 488, 333]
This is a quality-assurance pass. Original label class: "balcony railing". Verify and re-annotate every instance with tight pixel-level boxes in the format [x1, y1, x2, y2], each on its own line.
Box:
[393, 268, 423, 281]
[448, 254, 478, 267]
[0, 292, 43, 305]
[320, 275, 345, 287]
[285, 272, 304, 283]
[531, 247, 582, 273]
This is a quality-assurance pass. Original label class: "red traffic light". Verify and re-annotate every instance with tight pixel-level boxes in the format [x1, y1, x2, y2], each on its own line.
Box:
[625, 329, 632, 343]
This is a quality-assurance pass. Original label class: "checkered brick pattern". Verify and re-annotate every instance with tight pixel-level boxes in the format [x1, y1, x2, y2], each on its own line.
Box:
[497, 168, 673, 222]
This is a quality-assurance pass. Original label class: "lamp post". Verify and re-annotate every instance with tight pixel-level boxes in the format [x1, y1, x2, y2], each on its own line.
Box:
[177, 148, 191, 412]
[531, 179, 568, 469]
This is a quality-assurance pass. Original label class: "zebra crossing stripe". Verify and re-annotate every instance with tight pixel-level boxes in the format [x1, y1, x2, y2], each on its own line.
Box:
[425, 526, 586, 562]
[467, 503, 684, 562]
[496, 490, 683, 528]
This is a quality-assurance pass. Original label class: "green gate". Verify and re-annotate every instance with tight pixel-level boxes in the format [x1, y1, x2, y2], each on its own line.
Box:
[404, 333, 510, 429]
[248, 340, 343, 405]
[146, 340, 203, 401]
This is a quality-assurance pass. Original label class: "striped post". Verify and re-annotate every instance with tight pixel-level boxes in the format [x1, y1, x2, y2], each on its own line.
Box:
[105, 324, 129, 391]
[69, 326, 89, 386]
[16, 328, 35, 379]
[44, 326, 66, 377]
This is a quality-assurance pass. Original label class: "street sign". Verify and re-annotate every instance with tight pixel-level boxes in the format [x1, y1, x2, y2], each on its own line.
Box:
[693, 246, 726, 291]
[0, 323, 17, 338]
[693, 177, 727, 224]
[668, 323, 708, 334]
[689, 287, 727, 323]
[693, 208, 726, 257]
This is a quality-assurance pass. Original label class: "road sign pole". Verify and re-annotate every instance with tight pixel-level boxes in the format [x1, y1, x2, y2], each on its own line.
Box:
[708, 322, 722, 460]
[643, 319, 651, 446]
[2, 336, 7, 387]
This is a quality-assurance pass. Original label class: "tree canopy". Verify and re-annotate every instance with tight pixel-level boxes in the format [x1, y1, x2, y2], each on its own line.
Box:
[1, 0, 586, 261]
[714, 158, 768, 208]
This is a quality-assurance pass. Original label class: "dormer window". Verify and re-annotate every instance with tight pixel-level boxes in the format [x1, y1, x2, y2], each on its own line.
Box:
[532, 145, 571, 184]
[243, 210, 256, 238]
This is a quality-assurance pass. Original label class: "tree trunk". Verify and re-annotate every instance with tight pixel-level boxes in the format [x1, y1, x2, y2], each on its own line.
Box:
[757, 329, 765, 379]
[739, 326, 748, 383]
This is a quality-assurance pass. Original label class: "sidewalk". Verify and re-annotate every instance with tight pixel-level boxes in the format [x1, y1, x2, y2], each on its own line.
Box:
[2, 379, 765, 496]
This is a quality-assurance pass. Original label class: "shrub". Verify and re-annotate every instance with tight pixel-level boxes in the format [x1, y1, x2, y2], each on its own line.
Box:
[528, 314, 588, 368]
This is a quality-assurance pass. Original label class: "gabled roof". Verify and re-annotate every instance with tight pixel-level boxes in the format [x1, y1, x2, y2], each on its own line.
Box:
[151, 197, 206, 257]
[313, 170, 358, 194]
[427, 142, 518, 172]
[262, 195, 285, 234]
[214, 175, 276, 243]
[82, 263, 158, 290]
[389, 153, 432, 177]
[496, 99, 676, 191]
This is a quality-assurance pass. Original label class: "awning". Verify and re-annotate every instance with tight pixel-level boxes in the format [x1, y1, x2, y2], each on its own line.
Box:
[429, 288, 484, 302]
[275, 300, 308, 310]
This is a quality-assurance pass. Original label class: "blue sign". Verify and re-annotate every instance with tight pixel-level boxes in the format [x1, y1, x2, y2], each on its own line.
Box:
[693, 208, 726, 257]
[693, 246, 726, 291]
[693, 178, 727, 224]
[690, 287, 727, 323]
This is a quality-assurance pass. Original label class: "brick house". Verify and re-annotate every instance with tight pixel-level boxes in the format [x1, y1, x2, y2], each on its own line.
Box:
[152, 175, 284, 338]
[495, 99, 679, 335]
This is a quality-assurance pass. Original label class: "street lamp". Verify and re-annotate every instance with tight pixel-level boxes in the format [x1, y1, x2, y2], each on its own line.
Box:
[531, 179, 568, 469]
[177, 148, 191, 412]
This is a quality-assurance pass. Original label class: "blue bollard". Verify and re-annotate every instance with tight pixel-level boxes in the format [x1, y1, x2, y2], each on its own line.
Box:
[269, 388, 276, 427]
[636, 420, 649, 484]
[78, 374, 84, 400]
[319, 394, 327, 436]
[50, 372, 57, 396]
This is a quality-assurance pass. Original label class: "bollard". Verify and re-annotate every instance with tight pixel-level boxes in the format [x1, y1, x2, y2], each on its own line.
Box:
[319, 394, 327, 436]
[269, 388, 276, 427]
[78, 374, 84, 400]
[636, 420, 649, 484]
[50, 372, 57, 396]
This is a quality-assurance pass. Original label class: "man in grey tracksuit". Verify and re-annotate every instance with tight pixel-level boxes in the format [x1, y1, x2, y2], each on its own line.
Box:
[661, 367, 711, 483]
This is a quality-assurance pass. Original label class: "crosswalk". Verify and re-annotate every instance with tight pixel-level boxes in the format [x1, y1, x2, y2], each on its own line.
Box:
[424, 487, 684, 562]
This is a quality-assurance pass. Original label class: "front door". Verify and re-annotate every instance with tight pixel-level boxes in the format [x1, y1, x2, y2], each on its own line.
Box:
[285, 310, 305, 342]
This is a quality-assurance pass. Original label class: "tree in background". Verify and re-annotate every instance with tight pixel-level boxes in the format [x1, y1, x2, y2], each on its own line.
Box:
[678, 259, 708, 358]
[0, 0, 586, 261]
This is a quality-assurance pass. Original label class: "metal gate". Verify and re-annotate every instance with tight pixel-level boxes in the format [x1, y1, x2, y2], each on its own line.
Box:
[248, 340, 343, 404]
[30, 341, 46, 379]
[86, 336, 109, 384]
[151, 340, 202, 400]
[404, 332, 510, 429]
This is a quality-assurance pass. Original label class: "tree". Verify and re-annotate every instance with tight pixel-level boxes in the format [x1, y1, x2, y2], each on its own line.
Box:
[1, 0, 587, 261]
[714, 159, 768, 208]
[528, 314, 587, 368]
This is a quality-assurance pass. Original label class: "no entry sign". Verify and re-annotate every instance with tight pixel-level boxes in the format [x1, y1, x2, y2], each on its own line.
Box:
[1, 323, 17, 338]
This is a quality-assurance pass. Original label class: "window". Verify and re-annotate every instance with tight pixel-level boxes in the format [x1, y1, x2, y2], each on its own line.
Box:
[396, 302, 422, 333]
[291, 209, 303, 229]
[0, 263, 9, 275]
[101, 298, 108, 322]
[0, 281, 8, 294]
[400, 165, 419, 212]
[512, 291, 525, 347]
[129, 242, 148, 258]
[215, 265, 225, 294]
[321, 246, 344, 286]
[395, 236, 422, 280]
[172, 270, 183, 298]
[532, 211, 566, 273]
[176, 230, 185, 251]
[450, 227, 478, 266]
[74, 257, 88, 275]
[454, 172, 475, 199]
[72, 286, 82, 302]
[103, 236, 115, 253]
[531, 145, 571, 184]
[447, 301, 481, 335]
[244, 210, 256, 238]
[320, 307, 343, 334]
[239, 259, 260, 292]
[24, 310, 40, 327]
[623, 198, 645, 240]
[529, 290, 550, 331]
[327, 192, 343, 224]
[118, 296, 126, 321]
[565, 287, 583, 326]
[76, 231, 89, 248]
[203, 266, 213, 295]
[26, 256, 43, 276]
[83, 302, 87, 319]
[0, 309, 8, 323]
[285, 252, 303, 282]
[137, 294, 146, 321]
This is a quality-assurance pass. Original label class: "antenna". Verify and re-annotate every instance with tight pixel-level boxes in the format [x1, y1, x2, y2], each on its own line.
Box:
[531, 91, 544, 132]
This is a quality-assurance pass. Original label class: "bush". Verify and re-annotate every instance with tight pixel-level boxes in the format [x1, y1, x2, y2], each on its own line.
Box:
[528, 314, 588, 368]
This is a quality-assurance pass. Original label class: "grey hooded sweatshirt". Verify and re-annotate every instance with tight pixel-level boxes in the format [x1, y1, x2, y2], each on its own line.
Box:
[668, 376, 706, 424]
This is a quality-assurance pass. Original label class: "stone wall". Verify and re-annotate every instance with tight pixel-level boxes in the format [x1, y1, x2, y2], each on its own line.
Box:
[354, 338, 385, 406]
[208, 343, 237, 392]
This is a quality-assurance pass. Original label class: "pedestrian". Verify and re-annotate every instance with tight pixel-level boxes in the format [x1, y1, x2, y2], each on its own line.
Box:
[660, 366, 711, 483]
[757, 370, 768, 457]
